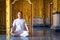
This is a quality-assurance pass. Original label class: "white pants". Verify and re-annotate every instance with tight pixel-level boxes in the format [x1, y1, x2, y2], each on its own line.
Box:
[10, 36, 29, 40]
[11, 31, 29, 37]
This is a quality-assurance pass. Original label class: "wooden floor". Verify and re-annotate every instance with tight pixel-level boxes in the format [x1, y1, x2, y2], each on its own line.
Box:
[10, 27, 60, 40]
[32, 27, 57, 40]
[0, 27, 60, 40]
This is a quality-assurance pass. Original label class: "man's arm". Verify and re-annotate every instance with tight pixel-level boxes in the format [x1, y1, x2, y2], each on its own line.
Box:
[25, 22, 29, 32]
[11, 26, 16, 33]
[25, 25, 29, 31]
[11, 20, 16, 33]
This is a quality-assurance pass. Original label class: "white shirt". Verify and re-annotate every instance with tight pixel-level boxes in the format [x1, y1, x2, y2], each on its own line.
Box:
[13, 18, 27, 32]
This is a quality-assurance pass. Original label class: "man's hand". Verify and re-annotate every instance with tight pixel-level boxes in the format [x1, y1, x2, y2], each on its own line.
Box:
[27, 30, 29, 34]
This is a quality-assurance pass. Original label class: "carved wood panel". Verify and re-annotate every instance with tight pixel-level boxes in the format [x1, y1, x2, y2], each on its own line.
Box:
[0, 0, 6, 34]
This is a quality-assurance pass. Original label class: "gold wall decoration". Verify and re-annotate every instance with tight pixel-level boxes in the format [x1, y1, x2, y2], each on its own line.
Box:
[53, 0, 57, 13]
[32, 0, 44, 18]
[39, 0, 44, 18]
[57, 0, 60, 12]
[23, 0, 32, 26]
[53, 0, 60, 12]
[43, 0, 51, 18]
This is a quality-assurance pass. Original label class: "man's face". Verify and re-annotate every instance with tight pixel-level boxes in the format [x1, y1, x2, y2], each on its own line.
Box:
[18, 12, 21, 18]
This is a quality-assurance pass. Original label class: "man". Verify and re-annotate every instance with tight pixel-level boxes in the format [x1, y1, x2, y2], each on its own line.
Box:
[11, 12, 29, 36]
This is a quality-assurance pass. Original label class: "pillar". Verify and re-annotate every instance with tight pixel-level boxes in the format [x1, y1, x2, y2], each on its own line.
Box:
[51, 0, 60, 31]
[6, 0, 10, 40]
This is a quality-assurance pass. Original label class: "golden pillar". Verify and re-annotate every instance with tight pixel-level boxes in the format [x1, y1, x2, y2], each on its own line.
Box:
[52, 0, 57, 26]
[6, 0, 10, 40]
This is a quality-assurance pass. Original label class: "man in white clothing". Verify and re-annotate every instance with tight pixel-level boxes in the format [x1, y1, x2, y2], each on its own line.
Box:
[11, 12, 29, 36]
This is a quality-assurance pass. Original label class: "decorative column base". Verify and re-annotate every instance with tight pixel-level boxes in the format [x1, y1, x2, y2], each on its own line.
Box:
[51, 26, 60, 32]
